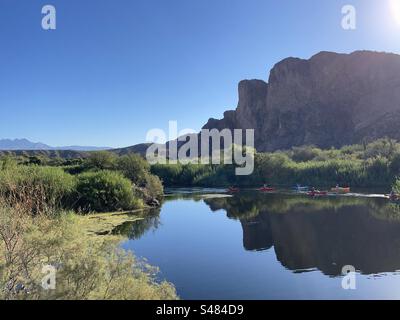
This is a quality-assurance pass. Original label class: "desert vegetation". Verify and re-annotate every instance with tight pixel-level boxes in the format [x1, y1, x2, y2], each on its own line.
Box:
[0, 152, 163, 214]
[1, 140, 400, 300]
[0, 152, 177, 300]
[3, 139, 400, 191]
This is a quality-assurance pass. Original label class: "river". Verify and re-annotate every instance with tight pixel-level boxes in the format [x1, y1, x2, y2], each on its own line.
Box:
[117, 189, 400, 299]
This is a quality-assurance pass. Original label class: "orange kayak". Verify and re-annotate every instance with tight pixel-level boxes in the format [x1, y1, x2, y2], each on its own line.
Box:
[331, 187, 350, 193]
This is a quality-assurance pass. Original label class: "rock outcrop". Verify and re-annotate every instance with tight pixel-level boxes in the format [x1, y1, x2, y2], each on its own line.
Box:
[203, 50, 400, 151]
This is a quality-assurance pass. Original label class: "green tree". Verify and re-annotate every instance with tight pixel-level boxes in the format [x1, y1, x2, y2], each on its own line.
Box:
[85, 151, 118, 171]
[117, 154, 150, 185]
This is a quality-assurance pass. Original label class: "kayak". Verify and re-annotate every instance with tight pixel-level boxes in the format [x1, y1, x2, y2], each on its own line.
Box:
[331, 187, 350, 193]
[260, 187, 275, 192]
[227, 187, 240, 193]
[308, 191, 328, 196]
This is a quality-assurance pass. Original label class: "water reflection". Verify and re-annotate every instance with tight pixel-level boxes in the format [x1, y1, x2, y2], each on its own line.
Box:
[118, 192, 400, 277]
[113, 208, 162, 239]
[204, 193, 400, 276]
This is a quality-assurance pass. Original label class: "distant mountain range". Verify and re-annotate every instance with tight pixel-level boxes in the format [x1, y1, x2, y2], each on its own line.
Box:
[0, 139, 111, 151]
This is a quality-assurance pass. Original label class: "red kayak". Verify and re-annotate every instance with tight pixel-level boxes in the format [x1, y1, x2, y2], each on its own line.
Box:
[307, 190, 328, 197]
[260, 187, 275, 192]
[227, 187, 240, 193]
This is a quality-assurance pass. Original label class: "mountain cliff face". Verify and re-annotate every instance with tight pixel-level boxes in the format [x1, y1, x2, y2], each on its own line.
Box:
[203, 51, 400, 151]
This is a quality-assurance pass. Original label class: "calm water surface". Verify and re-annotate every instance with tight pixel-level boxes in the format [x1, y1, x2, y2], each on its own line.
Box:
[119, 190, 400, 299]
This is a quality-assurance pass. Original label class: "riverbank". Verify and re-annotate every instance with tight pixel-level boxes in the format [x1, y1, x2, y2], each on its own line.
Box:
[0, 204, 178, 300]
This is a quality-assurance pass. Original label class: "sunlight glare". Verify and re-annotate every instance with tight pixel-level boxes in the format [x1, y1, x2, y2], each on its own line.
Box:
[390, 0, 400, 25]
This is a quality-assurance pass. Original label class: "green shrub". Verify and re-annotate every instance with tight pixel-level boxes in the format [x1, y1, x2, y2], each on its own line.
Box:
[151, 163, 184, 186]
[0, 156, 17, 171]
[143, 173, 164, 201]
[390, 153, 400, 176]
[85, 151, 118, 171]
[363, 138, 399, 159]
[393, 178, 400, 193]
[76, 171, 140, 212]
[290, 146, 321, 162]
[0, 165, 76, 214]
[117, 154, 150, 185]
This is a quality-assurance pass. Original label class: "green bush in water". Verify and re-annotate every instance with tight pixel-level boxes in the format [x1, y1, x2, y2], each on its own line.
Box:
[76, 170, 142, 212]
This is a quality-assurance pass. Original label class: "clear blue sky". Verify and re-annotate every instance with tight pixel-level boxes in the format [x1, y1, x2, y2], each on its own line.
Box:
[1, 0, 400, 147]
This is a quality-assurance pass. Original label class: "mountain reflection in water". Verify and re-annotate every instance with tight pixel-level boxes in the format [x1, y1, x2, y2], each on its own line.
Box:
[205, 193, 400, 276]
[117, 193, 400, 277]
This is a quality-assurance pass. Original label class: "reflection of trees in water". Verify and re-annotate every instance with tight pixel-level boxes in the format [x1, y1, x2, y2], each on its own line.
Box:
[204, 194, 400, 276]
[371, 202, 400, 221]
[204, 193, 398, 220]
[113, 208, 162, 240]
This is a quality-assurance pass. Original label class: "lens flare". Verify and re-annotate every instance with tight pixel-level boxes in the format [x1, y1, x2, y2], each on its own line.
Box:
[390, 0, 400, 25]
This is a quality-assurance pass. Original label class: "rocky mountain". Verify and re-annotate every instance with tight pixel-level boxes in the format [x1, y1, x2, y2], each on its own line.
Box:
[203, 50, 400, 151]
[0, 139, 110, 151]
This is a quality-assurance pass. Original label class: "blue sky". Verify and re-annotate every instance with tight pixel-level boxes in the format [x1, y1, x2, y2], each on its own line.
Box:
[1, 0, 400, 147]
